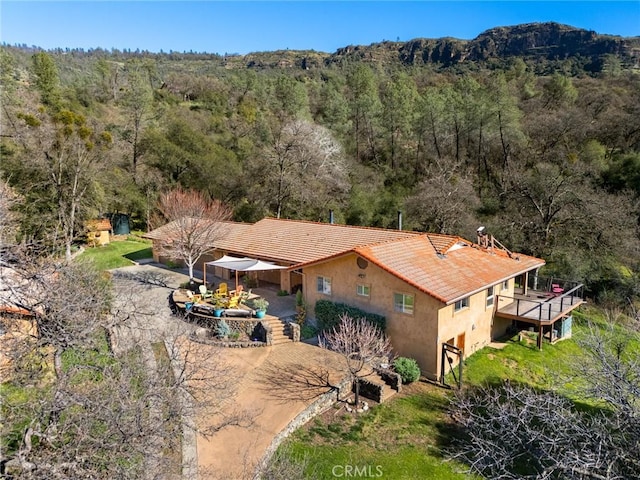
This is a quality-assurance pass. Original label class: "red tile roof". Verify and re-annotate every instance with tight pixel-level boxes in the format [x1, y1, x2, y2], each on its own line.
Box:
[354, 234, 545, 304]
[214, 218, 420, 264]
[144, 217, 545, 302]
[87, 218, 112, 231]
[143, 220, 252, 242]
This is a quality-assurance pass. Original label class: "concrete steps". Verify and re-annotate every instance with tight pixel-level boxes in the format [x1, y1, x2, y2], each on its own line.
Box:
[368, 373, 397, 402]
[262, 316, 292, 345]
[359, 366, 399, 403]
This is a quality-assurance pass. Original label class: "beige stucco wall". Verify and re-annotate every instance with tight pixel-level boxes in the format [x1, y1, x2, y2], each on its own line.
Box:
[303, 255, 519, 381]
[436, 279, 518, 380]
[493, 281, 516, 338]
[303, 253, 444, 379]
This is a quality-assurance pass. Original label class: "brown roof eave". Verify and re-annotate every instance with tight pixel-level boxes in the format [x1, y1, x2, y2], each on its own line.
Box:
[286, 249, 357, 271]
[445, 262, 546, 305]
[216, 248, 295, 267]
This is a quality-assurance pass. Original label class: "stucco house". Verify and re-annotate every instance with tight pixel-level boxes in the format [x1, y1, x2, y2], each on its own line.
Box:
[145, 218, 584, 381]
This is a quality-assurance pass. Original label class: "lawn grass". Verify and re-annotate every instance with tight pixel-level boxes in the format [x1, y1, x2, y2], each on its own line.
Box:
[284, 383, 476, 480]
[79, 238, 152, 271]
[460, 327, 584, 390]
[276, 309, 608, 479]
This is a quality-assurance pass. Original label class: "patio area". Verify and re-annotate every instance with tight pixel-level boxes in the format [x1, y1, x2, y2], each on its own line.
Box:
[110, 263, 347, 479]
[199, 269, 297, 320]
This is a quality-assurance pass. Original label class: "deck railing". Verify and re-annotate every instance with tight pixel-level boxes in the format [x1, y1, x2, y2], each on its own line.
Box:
[499, 284, 585, 322]
[526, 275, 582, 295]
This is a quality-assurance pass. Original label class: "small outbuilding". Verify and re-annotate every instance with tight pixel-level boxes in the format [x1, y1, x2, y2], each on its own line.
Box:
[86, 218, 112, 246]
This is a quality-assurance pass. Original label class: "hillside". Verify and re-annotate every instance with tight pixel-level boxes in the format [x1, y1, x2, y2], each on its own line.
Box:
[4, 22, 639, 74]
[1, 20, 639, 310]
[223, 22, 640, 71]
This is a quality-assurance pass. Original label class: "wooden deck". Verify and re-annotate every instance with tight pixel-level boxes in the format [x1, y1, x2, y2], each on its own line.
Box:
[496, 286, 585, 325]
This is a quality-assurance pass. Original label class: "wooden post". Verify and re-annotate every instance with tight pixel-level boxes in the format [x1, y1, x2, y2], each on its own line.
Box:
[537, 324, 543, 350]
[280, 269, 291, 293]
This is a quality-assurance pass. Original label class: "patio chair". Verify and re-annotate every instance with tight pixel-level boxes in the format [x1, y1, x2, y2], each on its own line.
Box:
[230, 284, 244, 297]
[552, 283, 564, 295]
[227, 295, 240, 309]
[199, 285, 212, 299]
[215, 282, 228, 297]
[240, 289, 250, 303]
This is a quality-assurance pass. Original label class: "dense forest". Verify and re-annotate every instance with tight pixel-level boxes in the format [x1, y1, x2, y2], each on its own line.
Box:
[1, 22, 639, 306]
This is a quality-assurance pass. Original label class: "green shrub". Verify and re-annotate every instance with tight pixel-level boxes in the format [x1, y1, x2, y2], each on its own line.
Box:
[295, 290, 307, 325]
[301, 324, 319, 340]
[253, 298, 269, 312]
[393, 357, 421, 384]
[215, 319, 231, 338]
[277, 289, 289, 296]
[314, 299, 385, 331]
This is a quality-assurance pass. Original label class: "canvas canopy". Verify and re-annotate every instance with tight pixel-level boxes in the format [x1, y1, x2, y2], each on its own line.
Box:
[203, 255, 286, 290]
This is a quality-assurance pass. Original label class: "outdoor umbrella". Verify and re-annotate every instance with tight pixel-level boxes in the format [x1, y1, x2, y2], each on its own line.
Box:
[204, 255, 286, 290]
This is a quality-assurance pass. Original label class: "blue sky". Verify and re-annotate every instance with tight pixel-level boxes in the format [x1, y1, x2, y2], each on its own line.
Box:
[1, 1, 639, 54]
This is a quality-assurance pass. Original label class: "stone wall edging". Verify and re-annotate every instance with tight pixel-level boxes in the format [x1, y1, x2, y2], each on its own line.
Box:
[252, 375, 351, 480]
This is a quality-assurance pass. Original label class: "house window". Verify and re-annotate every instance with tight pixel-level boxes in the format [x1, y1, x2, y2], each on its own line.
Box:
[316, 276, 332, 295]
[356, 284, 370, 297]
[454, 297, 469, 312]
[486, 286, 495, 308]
[502, 280, 509, 291]
[394, 293, 414, 314]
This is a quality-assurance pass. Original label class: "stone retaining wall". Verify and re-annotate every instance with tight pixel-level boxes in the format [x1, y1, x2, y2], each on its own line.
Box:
[374, 366, 402, 392]
[254, 375, 352, 478]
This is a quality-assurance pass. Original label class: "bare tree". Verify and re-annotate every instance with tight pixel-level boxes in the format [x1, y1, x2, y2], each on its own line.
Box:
[449, 381, 633, 480]
[320, 314, 391, 409]
[154, 188, 232, 281]
[258, 119, 350, 219]
[571, 312, 640, 421]
[405, 159, 480, 237]
[448, 312, 640, 480]
[1, 251, 252, 479]
[0, 246, 112, 378]
[12, 108, 112, 260]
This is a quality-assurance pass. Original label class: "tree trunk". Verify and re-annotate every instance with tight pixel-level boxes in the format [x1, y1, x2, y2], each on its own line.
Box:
[353, 377, 360, 413]
[54, 348, 63, 378]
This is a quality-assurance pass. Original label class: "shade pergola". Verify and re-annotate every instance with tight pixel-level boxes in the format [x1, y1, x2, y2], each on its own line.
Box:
[204, 255, 286, 290]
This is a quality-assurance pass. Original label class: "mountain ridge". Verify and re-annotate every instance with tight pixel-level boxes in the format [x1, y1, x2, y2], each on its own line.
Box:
[4, 22, 639, 73]
[232, 22, 640, 70]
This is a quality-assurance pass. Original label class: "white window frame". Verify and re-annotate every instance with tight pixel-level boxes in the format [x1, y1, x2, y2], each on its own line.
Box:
[394, 293, 414, 314]
[356, 284, 370, 297]
[317, 276, 332, 295]
[502, 279, 509, 291]
[454, 296, 469, 312]
[486, 286, 495, 308]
